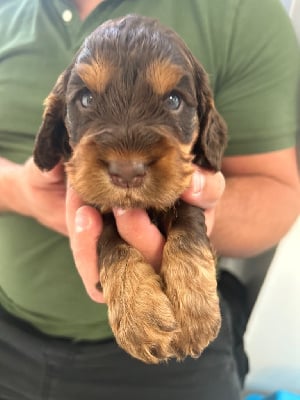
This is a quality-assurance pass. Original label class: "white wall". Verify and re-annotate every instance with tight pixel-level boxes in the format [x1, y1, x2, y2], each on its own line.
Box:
[245, 217, 300, 394]
[289, 0, 300, 41]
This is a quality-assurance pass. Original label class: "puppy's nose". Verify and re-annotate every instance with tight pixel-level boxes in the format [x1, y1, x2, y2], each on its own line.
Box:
[108, 160, 146, 188]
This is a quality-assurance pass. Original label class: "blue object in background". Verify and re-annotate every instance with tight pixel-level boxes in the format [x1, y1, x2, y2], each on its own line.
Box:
[245, 391, 300, 400]
[245, 395, 264, 400]
[245, 394, 263, 400]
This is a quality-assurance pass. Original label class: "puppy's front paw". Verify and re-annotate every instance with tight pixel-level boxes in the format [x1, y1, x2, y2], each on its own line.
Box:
[100, 247, 178, 364]
[161, 240, 221, 360]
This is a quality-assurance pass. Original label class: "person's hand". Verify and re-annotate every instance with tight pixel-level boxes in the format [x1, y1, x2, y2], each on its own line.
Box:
[180, 168, 225, 236]
[10, 157, 67, 235]
[66, 167, 225, 303]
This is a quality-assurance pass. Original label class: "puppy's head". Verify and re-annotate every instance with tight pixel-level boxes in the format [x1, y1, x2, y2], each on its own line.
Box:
[34, 15, 227, 211]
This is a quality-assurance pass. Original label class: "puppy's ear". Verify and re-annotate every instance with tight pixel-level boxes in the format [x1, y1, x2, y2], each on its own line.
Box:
[192, 62, 227, 171]
[33, 68, 72, 170]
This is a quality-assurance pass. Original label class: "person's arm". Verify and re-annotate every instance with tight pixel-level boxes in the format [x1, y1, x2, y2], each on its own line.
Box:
[211, 147, 300, 258]
[0, 157, 67, 235]
[207, 1, 300, 257]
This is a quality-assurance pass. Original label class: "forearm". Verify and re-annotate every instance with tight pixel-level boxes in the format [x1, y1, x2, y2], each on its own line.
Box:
[211, 174, 300, 258]
[0, 157, 25, 213]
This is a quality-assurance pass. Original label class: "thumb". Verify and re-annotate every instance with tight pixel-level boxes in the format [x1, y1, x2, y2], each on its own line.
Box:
[28, 157, 65, 184]
[70, 206, 105, 303]
[66, 186, 105, 303]
[43, 162, 65, 183]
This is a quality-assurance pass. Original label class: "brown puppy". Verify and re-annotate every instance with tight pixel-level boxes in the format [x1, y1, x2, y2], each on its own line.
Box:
[33, 15, 227, 364]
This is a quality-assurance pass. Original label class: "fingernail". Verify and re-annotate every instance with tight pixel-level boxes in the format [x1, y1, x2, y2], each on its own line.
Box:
[192, 171, 205, 195]
[75, 208, 91, 233]
[112, 207, 127, 217]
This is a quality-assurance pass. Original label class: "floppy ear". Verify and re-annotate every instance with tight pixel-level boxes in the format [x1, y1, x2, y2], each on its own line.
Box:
[192, 61, 227, 171]
[33, 68, 72, 171]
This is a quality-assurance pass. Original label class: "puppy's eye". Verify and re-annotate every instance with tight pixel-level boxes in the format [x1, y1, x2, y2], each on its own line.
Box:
[165, 91, 182, 111]
[80, 90, 93, 108]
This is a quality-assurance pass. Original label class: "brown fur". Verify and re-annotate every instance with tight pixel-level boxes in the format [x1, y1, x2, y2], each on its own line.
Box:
[146, 60, 184, 95]
[33, 15, 227, 364]
[76, 60, 113, 93]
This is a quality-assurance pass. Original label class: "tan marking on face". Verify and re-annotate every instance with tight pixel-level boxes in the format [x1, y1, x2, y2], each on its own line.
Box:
[178, 126, 199, 156]
[76, 59, 113, 93]
[179, 143, 194, 157]
[146, 60, 184, 95]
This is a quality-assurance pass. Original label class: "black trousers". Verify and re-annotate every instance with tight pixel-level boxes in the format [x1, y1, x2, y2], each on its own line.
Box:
[0, 297, 242, 400]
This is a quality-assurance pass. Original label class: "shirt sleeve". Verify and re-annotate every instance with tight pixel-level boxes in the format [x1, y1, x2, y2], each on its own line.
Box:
[214, 0, 300, 156]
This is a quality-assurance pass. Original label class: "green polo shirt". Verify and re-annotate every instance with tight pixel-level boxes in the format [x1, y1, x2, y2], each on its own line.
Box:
[0, 0, 299, 340]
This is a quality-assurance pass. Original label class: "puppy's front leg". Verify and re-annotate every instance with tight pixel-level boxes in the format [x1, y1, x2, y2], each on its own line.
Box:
[98, 214, 178, 364]
[160, 202, 221, 359]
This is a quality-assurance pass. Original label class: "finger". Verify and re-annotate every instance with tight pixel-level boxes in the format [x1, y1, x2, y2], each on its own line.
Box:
[72, 206, 105, 303]
[66, 187, 105, 303]
[181, 169, 225, 209]
[66, 186, 85, 233]
[113, 208, 165, 272]
[27, 157, 65, 185]
[43, 162, 65, 183]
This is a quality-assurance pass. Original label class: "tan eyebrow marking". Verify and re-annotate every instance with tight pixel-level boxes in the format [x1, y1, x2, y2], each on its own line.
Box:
[76, 59, 113, 93]
[146, 60, 184, 95]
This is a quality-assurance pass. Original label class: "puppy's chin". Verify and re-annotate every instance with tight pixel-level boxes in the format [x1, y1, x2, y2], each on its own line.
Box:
[85, 186, 182, 213]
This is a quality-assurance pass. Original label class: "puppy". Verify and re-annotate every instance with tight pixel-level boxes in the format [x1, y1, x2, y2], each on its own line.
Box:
[33, 15, 227, 364]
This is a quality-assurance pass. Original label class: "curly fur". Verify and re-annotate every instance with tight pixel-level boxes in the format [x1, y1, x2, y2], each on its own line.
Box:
[33, 14, 227, 364]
